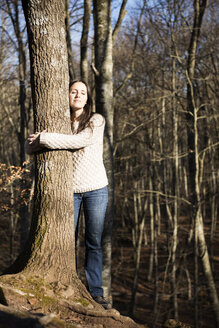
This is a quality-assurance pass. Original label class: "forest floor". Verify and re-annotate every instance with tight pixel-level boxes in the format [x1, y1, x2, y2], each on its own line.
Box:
[0, 214, 218, 328]
[110, 217, 219, 328]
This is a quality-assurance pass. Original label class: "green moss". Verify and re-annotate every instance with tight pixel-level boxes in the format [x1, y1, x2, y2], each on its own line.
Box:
[0, 275, 17, 286]
[0, 274, 47, 294]
[1, 275, 58, 311]
[21, 276, 58, 311]
[74, 297, 90, 307]
[25, 276, 46, 287]
[40, 295, 56, 310]
[0, 275, 91, 318]
[46, 318, 66, 327]
[17, 277, 47, 296]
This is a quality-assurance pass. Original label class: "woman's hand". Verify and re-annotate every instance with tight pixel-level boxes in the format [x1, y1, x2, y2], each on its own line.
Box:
[25, 129, 47, 154]
[28, 129, 47, 144]
[27, 132, 40, 145]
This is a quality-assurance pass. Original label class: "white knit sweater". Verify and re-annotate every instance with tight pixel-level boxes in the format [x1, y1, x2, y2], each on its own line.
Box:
[26, 113, 108, 193]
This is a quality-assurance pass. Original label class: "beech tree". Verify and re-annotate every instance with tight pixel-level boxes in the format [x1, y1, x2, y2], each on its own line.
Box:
[93, 0, 114, 301]
[80, 0, 91, 81]
[186, 0, 219, 325]
[65, 0, 75, 80]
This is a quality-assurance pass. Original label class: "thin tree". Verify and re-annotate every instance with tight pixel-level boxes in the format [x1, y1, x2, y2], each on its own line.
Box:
[93, 0, 114, 302]
[186, 0, 219, 326]
[80, 0, 91, 81]
[65, 0, 75, 80]
[129, 179, 147, 316]
[5, 0, 27, 166]
[4, 0, 30, 250]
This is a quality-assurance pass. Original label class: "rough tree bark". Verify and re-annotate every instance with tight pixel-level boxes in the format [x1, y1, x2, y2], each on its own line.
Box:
[8, 0, 76, 284]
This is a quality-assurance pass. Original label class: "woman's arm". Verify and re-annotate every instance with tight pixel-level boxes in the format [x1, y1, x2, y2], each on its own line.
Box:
[40, 114, 105, 150]
[25, 113, 105, 153]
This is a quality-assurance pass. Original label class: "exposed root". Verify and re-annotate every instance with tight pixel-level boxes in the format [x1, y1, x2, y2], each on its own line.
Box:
[0, 273, 145, 328]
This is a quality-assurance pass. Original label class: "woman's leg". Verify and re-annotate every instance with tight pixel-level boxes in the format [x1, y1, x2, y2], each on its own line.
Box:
[82, 186, 108, 298]
[74, 193, 82, 269]
[74, 193, 82, 232]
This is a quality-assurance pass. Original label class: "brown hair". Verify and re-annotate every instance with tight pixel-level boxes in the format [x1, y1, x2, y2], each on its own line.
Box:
[69, 79, 94, 133]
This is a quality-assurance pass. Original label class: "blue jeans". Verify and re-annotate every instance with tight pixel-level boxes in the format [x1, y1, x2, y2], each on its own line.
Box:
[74, 186, 108, 297]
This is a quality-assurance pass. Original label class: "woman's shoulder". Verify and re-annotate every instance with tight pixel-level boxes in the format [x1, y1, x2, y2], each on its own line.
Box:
[90, 113, 105, 126]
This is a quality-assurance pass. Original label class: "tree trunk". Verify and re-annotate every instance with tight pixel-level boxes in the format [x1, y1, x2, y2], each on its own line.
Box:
[187, 0, 207, 203]
[65, 0, 75, 80]
[8, 0, 76, 285]
[129, 180, 147, 315]
[186, 1, 219, 325]
[147, 176, 154, 282]
[152, 171, 159, 318]
[93, 0, 114, 301]
[172, 56, 179, 320]
[80, 0, 91, 81]
[193, 86, 219, 327]
[112, 0, 127, 43]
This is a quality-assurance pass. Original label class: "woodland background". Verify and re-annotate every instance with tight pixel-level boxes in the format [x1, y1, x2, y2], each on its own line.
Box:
[0, 0, 218, 327]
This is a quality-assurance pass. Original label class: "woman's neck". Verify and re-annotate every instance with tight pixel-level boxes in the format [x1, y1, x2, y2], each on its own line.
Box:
[74, 108, 84, 120]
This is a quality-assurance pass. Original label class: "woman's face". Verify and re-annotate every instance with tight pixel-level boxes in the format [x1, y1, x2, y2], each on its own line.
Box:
[69, 82, 88, 115]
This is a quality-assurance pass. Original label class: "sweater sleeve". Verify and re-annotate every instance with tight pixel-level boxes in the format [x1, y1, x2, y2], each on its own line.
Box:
[39, 113, 105, 150]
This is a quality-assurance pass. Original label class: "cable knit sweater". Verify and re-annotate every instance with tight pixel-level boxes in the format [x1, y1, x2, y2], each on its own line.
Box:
[25, 113, 108, 193]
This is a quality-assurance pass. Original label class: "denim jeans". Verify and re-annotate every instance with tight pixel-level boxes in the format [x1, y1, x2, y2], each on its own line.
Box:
[74, 186, 108, 297]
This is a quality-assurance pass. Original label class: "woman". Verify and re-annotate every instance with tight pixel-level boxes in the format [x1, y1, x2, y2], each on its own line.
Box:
[25, 80, 111, 309]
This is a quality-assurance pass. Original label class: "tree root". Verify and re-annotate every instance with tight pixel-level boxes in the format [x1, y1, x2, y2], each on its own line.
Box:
[0, 273, 146, 328]
[0, 304, 65, 328]
[64, 299, 133, 323]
